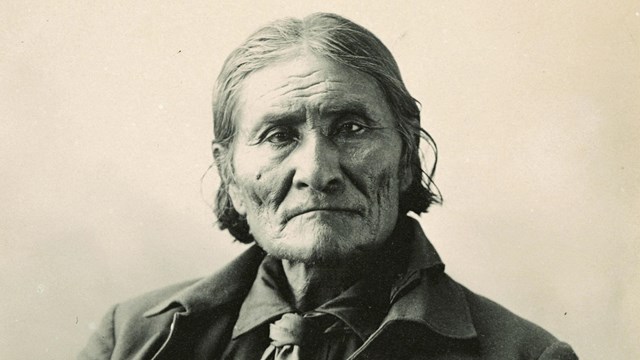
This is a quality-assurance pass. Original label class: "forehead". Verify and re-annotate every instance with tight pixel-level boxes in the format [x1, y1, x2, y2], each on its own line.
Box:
[234, 52, 392, 129]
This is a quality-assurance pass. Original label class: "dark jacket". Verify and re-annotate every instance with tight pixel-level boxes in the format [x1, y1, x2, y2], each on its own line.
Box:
[79, 234, 577, 360]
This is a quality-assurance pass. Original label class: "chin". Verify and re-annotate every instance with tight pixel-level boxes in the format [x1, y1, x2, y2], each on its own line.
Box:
[250, 213, 393, 265]
[256, 229, 379, 266]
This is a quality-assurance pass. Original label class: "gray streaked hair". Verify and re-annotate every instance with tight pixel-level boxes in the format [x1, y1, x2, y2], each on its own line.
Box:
[212, 12, 440, 243]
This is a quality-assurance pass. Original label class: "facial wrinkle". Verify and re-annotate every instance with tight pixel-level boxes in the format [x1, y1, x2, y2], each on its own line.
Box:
[281, 78, 346, 100]
[271, 169, 294, 213]
[368, 171, 389, 241]
[288, 88, 346, 104]
[260, 83, 327, 111]
[250, 163, 294, 214]
[339, 162, 370, 202]
[285, 68, 321, 80]
[266, 69, 322, 95]
[280, 78, 325, 96]
[284, 77, 346, 92]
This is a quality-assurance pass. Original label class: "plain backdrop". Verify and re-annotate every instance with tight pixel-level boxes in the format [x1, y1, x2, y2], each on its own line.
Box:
[2, 1, 639, 359]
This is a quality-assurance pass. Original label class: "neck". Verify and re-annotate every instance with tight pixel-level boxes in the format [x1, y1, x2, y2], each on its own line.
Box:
[282, 244, 408, 311]
[281, 259, 366, 312]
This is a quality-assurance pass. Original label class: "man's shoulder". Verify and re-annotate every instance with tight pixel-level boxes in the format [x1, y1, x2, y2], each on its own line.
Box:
[114, 279, 199, 319]
[111, 245, 266, 326]
[461, 284, 554, 338]
[79, 279, 204, 360]
[455, 279, 576, 359]
[79, 246, 266, 359]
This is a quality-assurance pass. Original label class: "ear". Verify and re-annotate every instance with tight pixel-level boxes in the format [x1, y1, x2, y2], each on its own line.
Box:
[211, 142, 224, 161]
[227, 183, 247, 216]
[212, 141, 246, 216]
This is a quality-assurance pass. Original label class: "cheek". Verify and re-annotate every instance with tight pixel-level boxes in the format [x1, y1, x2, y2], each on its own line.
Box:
[372, 169, 400, 207]
[350, 145, 402, 199]
[235, 165, 289, 214]
[236, 174, 267, 210]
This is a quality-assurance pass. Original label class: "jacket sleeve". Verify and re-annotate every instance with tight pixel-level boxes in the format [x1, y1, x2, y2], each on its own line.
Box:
[77, 304, 117, 360]
[537, 341, 578, 360]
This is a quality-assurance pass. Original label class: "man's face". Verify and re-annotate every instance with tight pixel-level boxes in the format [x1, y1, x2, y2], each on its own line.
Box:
[228, 51, 410, 264]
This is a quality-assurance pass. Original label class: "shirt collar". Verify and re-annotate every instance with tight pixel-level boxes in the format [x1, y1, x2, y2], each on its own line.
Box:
[231, 256, 295, 338]
[231, 255, 392, 341]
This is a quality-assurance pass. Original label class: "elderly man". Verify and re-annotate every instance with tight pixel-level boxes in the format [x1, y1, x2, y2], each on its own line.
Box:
[79, 13, 577, 360]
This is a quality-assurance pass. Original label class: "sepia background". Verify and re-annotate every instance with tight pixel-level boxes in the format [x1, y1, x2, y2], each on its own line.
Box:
[2, 1, 639, 359]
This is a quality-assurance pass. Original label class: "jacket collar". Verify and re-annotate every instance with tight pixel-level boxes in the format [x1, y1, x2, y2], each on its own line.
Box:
[382, 218, 476, 340]
[143, 244, 266, 317]
[142, 217, 477, 340]
[230, 256, 295, 338]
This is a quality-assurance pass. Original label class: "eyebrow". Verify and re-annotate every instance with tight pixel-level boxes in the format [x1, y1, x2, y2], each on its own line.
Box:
[256, 112, 306, 131]
[321, 100, 375, 121]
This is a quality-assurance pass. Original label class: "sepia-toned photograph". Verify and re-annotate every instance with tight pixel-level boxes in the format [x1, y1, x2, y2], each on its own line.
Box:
[2, 1, 638, 359]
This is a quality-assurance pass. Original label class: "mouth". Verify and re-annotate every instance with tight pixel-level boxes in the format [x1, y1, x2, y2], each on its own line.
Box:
[286, 207, 362, 221]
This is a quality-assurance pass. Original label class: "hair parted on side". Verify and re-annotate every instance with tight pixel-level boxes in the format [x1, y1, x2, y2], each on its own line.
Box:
[212, 12, 441, 243]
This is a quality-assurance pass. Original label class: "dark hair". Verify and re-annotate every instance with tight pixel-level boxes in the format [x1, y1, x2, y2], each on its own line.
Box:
[212, 12, 440, 243]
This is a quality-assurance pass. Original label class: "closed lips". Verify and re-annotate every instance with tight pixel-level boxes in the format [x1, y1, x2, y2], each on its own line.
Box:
[287, 207, 361, 220]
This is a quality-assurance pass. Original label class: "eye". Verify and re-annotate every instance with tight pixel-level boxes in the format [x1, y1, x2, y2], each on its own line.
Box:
[336, 122, 366, 134]
[263, 126, 296, 145]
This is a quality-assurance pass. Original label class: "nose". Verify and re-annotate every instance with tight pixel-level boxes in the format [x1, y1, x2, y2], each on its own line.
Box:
[291, 132, 343, 192]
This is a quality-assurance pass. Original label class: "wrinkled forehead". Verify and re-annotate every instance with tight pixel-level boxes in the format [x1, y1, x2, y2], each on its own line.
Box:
[233, 51, 392, 131]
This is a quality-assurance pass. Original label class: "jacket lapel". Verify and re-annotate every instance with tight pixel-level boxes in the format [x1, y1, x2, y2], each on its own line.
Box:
[347, 220, 478, 360]
[142, 245, 266, 360]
